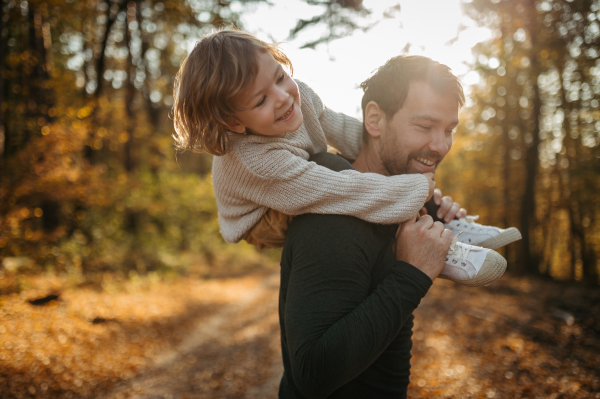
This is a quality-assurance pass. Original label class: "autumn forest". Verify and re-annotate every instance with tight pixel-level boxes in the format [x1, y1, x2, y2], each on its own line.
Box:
[1, 0, 599, 398]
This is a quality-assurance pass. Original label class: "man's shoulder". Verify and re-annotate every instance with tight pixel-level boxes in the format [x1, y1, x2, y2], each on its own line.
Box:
[282, 214, 390, 275]
[286, 213, 386, 250]
[290, 213, 371, 231]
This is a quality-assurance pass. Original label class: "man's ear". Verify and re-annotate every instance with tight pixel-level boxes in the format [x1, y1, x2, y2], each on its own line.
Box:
[364, 101, 385, 139]
[224, 118, 246, 134]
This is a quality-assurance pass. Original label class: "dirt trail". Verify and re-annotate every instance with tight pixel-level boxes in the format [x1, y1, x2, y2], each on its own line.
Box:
[99, 270, 283, 399]
[1, 268, 599, 398]
[98, 272, 600, 399]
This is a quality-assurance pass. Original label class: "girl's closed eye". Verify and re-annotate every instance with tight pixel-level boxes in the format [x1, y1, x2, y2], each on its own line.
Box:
[255, 96, 266, 108]
[255, 72, 286, 108]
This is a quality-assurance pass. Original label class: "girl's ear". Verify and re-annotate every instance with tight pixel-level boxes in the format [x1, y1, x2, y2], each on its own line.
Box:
[364, 101, 385, 139]
[225, 118, 246, 134]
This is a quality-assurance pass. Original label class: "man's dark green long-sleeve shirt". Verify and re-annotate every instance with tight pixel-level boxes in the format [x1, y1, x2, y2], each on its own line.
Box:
[278, 213, 433, 399]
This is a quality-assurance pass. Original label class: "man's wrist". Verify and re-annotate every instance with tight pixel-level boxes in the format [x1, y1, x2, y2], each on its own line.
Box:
[393, 260, 434, 290]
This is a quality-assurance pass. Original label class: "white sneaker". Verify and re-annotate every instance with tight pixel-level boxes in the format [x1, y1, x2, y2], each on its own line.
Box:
[439, 234, 507, 287]
[445, 215, 522, 250]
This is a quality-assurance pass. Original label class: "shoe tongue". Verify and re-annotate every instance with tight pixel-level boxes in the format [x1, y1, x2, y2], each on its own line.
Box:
[450, 243, 489, 273]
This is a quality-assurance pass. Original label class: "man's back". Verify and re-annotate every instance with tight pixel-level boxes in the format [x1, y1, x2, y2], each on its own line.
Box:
[278, 213, 432, 398]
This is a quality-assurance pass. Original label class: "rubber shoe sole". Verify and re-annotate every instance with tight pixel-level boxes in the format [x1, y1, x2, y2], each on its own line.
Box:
[438, 249, 507, 287]
[478, 228, 522, 250]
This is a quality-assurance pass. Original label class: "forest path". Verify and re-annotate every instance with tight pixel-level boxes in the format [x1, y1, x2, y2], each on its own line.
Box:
[98, 270, 600, 399]
[1, 268, 599, 398]
[98, 270, 283, 399]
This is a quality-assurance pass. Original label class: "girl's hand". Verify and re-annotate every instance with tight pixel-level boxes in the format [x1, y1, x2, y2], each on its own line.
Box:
[420, 188, 467, 222]
[432, 188, 467, 223]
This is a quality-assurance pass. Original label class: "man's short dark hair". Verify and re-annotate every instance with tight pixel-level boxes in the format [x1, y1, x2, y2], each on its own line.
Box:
[359, 55, 465, 142]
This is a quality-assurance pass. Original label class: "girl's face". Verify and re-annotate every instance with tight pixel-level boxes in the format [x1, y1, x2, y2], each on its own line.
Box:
[230, 51, 302, 137]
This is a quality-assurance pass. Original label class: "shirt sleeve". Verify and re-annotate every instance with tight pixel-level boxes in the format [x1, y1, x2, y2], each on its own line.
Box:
[283, 215, 432, 398]
[237, 144, 430, 224]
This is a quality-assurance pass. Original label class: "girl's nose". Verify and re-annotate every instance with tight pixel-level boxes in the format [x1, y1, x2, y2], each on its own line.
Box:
[274, 87, 289, 108]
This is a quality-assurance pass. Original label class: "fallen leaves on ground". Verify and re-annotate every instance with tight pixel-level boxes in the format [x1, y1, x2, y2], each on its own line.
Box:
[409, 276, 600, 399]
[0, 268, 280, 399]
[0, 269, 599, 398]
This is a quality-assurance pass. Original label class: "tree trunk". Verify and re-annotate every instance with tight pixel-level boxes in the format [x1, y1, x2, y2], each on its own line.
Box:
[0, 0, 5, 174]
[499, 24, 513, 265]
[569, 197, 598, 285]
[94, 0, 126, 98]
[580, 225, 598, 285]
[519, 0, 541, 275]
[136, 0, 157, 128]
[41, 200, 61, 233]
[124, 1, 136, 173]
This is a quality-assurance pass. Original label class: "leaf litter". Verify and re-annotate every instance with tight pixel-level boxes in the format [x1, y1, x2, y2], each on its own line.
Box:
[0, 269, 599, 398]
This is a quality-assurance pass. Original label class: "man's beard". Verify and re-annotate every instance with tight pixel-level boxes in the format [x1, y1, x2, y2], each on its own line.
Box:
[381, 148, 443, 176]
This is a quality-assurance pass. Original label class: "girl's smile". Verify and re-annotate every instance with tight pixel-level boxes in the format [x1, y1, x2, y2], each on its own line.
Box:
[277, 104, 295, 121]
[229, 51, 303, 137]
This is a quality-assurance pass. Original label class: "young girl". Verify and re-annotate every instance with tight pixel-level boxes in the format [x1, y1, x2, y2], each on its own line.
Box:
[172, 29, 511, 286]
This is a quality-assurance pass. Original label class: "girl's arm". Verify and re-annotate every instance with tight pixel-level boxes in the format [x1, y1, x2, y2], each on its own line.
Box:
[297, 80, 364, 160]
[235, 144, 429, 224]
[320, 106, 363, 160]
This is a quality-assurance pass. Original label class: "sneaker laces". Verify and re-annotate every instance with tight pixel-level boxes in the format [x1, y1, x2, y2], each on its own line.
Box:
[447, 232, 470, 266]
[459, 215, 496, 234]
[465, 215, 479, 224]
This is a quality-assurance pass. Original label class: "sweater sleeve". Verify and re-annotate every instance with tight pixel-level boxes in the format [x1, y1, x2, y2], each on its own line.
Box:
[237, 144, 430, 224]
[283, 215, 432, 398]
[297, 80, 363, 159]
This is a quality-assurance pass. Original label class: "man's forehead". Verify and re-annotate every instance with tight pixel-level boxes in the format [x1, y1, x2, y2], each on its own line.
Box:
[408, 113, 459, 125]
[400, 81, 459, 123]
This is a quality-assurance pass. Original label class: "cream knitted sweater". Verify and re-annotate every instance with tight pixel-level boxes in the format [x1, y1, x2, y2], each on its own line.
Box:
[212, 80, 430, 243]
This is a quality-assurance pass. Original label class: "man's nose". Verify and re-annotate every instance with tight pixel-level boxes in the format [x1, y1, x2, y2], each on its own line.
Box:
[428, 129, 451, 156]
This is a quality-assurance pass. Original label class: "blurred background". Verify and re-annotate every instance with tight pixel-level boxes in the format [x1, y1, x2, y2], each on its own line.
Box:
[2, 1, 600, 398]
[1, 0, 599, 289]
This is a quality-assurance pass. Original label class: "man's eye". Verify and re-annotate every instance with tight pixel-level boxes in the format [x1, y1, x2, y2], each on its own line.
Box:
[418, 125, 431, 130]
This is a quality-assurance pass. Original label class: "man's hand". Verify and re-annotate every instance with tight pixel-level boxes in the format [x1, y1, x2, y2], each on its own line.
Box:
[423, 172, 436, 202]
[421, 188, 467, 223]
[394, 215, 453, 281]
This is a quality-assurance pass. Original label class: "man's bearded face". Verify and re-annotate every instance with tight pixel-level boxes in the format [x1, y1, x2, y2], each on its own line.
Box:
[378, 81, 459, 177]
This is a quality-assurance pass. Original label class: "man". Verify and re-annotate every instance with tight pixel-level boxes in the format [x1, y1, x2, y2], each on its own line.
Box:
[278, 55, 469, 398]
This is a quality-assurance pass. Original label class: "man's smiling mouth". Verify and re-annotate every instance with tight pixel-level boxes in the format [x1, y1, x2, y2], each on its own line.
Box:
[276, 105, 293, 121]
[415, 157, 435, 166]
